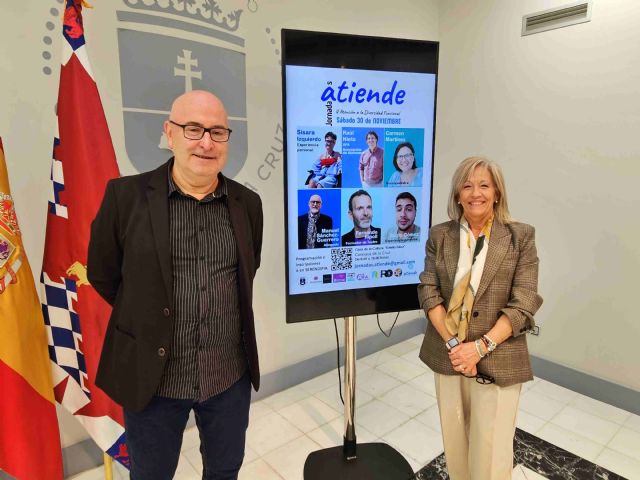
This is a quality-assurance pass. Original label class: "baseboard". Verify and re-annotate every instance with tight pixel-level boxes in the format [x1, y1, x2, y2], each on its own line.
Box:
[530, 355, 640, 415]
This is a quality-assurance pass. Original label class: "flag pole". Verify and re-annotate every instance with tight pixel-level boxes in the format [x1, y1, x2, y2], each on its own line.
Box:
[103, 453, 113, 480]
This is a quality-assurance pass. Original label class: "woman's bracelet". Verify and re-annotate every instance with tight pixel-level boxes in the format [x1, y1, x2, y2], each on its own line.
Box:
[482, 334, 498, 353]
[474, 339, 486, 359]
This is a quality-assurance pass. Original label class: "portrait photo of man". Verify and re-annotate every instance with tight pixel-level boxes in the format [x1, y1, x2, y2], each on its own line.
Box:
[341, 189, 381, 246]
[385, 191, 421, 242]
[307, 131, 342, 188]
[298, 194, 334, 249]
[359, 130, 384, 188]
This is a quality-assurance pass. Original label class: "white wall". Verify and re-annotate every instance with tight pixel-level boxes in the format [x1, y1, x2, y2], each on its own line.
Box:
[0, 0, 440, 449]
[434, 0, 640, 390]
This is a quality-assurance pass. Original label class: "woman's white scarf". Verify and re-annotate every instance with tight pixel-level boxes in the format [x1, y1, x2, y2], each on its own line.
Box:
[444, 217, 493, 341]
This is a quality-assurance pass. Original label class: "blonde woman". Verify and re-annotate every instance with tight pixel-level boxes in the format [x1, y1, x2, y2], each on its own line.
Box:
[418, 157, 543, 479]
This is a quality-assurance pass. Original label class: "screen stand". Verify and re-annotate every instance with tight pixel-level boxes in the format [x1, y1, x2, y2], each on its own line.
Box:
[303, 316, 414, 479]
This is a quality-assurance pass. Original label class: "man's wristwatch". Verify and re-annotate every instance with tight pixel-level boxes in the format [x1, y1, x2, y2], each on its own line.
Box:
[445, 336, 460, 351]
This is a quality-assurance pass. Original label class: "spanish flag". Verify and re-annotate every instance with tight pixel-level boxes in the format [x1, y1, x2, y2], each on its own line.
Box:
[0, 138, 63, 479]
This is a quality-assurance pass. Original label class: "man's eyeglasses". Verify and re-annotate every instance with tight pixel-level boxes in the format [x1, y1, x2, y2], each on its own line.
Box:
[169, 120, 232, 143]
[309, 200, 322, 205]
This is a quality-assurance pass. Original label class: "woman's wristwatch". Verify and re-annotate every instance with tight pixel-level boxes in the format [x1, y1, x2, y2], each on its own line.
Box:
[445, 336, 460, 351]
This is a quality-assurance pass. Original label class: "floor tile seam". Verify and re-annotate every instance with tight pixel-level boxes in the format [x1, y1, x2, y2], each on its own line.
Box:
[298, 384, 328, 395]
[406, 381, 438, 398]
[310, 390, 347, 413]
[181, 450, 202, 474]
[295, 415, 341, 434]
[271, 408, 309, 436]
[248, 410, 307, 448]
[567, 403, 633, 426]
[401, 420, 441, 440]
[601, 422, 626, 450]
[529, 387, 578, 405]
[605, 425, 640, 461]
[388, 349, 420, 359]
[259, 456, 288, 480]
[260, 434, 321, 479]
[525, 386, 574, 406]
[264, 389, 314, 407]
[623, 414, 640, 428]
[365, 397, 414, 421]
[517, 417, 547, 436]
[375, 357, 425, 375]
[413, 410, 440, 430]
[281, 414, 317, 435]
[371, 362, 402, 374]
[377, 416, 419, 441]
[388, 442, 427, 472]
[375, 394, 432, 419]
[249, 409, 275, 421]
[547, 408, 621, 446]
[384, 348, 407, 357]
[301, 379, 342, 396]
[597, 445, 640, 466]
[245, 457, 286, 480]
[388, 436, 442, 471]
[518, 404, 554, 423]
[567, 394, 634, 419]
[362, 384, 399, 397]
[250, 430, 306, 458]
[536, 423, 606, 463]
[277, 395, 344, 417]
[559, 402, 632, 428]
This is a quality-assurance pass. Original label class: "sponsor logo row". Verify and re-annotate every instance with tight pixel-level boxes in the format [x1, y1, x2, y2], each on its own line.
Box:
[299, 268, 419, 286]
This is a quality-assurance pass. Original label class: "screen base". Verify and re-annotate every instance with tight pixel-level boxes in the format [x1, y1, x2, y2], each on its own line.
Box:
[303, 442, 414, 479]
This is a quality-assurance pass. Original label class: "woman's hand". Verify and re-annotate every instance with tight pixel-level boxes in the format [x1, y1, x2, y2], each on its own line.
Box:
[449, 342, 481, 376]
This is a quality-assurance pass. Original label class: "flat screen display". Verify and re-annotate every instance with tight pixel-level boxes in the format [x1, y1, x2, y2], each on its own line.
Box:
[282, 30, 438, 323]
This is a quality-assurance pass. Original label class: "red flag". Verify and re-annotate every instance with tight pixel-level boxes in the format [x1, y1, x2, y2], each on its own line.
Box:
[0, 138, 63, 479]
[40, 0, 128, 467]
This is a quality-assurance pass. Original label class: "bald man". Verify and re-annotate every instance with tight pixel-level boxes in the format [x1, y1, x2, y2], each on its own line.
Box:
[297, 194, 333, 249]
[88, 91, 263, 479]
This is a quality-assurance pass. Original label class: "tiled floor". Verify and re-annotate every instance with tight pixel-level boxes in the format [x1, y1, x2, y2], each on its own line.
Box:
[70, 335, 640, 480]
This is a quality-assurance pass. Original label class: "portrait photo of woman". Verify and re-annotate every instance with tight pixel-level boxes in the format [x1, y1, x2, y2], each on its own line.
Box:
[387, 141, 423, 187]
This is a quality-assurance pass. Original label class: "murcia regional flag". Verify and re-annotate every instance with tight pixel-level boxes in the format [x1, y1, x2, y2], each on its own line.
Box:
[0, 138, 63, 479]
[40, 0, 128, 467]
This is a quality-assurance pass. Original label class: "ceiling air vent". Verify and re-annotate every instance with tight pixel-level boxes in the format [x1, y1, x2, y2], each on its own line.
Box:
[522, 1, 592, 36]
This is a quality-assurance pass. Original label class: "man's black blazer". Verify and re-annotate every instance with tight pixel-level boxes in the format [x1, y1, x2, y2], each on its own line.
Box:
[87, 159, 263, 412]
[297, 213, 333, 249]
[341, 226, 381, 246]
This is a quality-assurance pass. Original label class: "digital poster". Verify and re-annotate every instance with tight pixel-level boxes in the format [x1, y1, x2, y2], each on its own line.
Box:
[285, 65, 436, 296]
